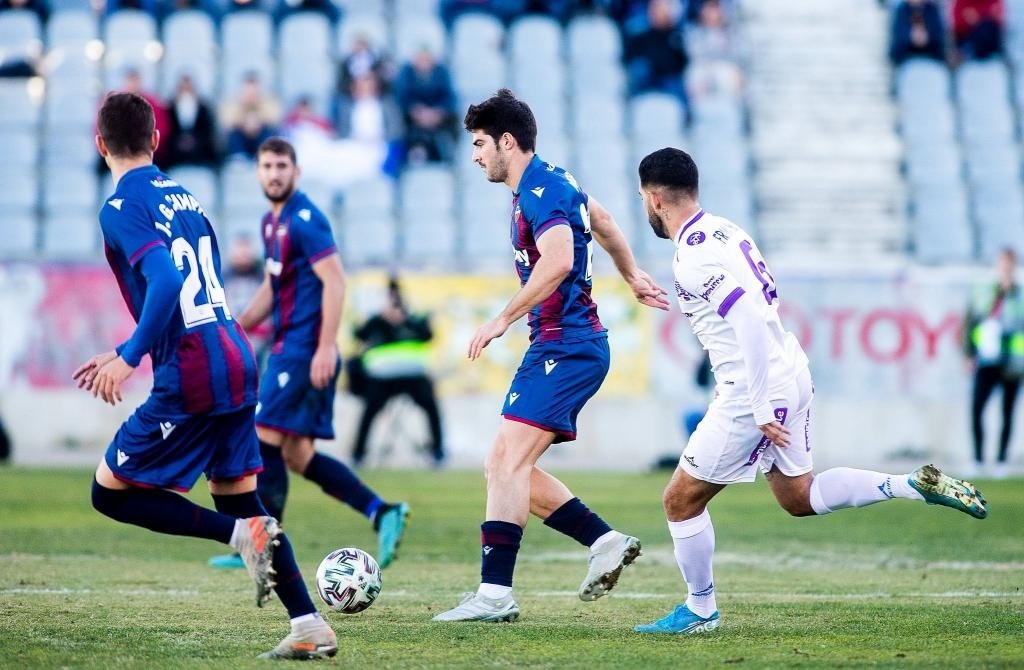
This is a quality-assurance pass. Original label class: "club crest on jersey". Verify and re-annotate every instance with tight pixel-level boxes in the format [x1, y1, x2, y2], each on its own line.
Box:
[298, 209, 311, 221]
[686, 231, 706, 246]
[277, 372, 290, 388]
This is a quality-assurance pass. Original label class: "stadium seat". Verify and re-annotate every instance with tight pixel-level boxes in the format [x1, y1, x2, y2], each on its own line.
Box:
[0, 132, 38, 169]
[46, 9, 97, 43]
[629, 93, 685, 140]
[0, 207, 37, 256]
[340, 176, 397, 265]
[41, 165, 98, 213]
[567, 14, 621, 66]
[335, 13, 388, 59]
[509, 15, 562, 64]
[0, 79, 39, 131]
[399, 166, 456, 263]
[393, 14, 446, 63]
[103, 9, 158, 89]
[451, 13, 504, 60]
[42, 210, 97, 257]
[221, 161, 266, 239]
[460, 177, 511, 266]
[44, 83, 97, 129]
[42, 130, 97, 169]
[221, 10, 274, 97]
[905, 142, 961, 187]
[278, 12, 334, 114]
[975, 183, 1024, 259]
[44, 11, 100, 87]
[911, 183, 972, 263]
[162, 10, 218, 100]
[0, 9, 42, 59]
[571, 93, 625, 139]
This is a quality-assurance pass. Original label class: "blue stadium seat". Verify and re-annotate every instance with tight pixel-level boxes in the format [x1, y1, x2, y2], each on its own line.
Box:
[568, 14, 621, 66]
[41, 166, 98, 214]
[399, 166, 456, 263]
[279, 12, 334, 114]
[45, 82, 97, 129]
[905, 142, 961, 187]
[42, 131, 97, 169]
[335, 13, 388, 60]
[45, 11, 100, 87]
[460, 176, 510, 265]
[103, 9, 158, 89]
[162, 10, 218, 100]
[46, 9, 97, 44]
[0, 80, 39, 130]
[221, 10, 274, 97]
[42, 211, 97, 257]
[393, 13, 446, 63]
[630, 93, 686, 140]
[168, 166, 220, 219]
[340, 176, 397, 266]
[0, 131, 38, 169]
[975, 183, 1024, 259]
[0, 9, 42, 59]
[0, 207, 37, 256]
[911, 183, 973, 263]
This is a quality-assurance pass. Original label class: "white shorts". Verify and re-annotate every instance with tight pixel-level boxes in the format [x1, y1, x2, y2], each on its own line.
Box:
[680, 367, 814, 484]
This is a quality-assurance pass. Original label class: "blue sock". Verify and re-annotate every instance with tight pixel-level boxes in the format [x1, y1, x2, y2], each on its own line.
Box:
[480, 520, 523, 588]
[91, 479, 234, 543]
[303, 452, 383, 520]
[212, 492, 317, 618]
[257, 441, 289, 523]
[543, 497, 613, 548]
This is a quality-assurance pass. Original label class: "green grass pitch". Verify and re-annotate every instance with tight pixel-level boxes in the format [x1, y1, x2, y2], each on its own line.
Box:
[1, 467, 1022, 668]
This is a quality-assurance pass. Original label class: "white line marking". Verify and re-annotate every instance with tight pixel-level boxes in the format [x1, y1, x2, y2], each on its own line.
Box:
[1, 587, 200, 596]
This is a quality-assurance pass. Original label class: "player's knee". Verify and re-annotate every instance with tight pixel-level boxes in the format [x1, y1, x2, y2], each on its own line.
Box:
[91, 479, 122, 518]
[281, 449, 306, 473]
[780, 496, 815, 517]
[485, 439, 527, 481]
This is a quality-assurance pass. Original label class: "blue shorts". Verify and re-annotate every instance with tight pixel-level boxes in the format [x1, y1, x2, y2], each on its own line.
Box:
[501, 336, 610, 443]
[255, 353, 338, 440]
[105, 402, 261, 492]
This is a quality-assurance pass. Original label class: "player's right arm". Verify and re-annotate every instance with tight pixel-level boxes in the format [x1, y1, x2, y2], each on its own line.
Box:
[587, 197, 669, 311]
[237, 272, 274, 331]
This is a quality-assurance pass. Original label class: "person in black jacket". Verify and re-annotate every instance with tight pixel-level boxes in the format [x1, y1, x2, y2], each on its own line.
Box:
[889, 0, 947, 66]
[350, 278, 444, 467]
[165, 73, 219, 168]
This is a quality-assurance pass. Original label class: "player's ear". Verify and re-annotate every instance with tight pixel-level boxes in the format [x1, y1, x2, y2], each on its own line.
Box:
[151, 129, 160, 154]
[501, 132, 514, 151]
[94, 134, 108, 158]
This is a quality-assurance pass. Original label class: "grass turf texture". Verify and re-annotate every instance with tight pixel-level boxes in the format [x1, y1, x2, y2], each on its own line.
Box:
[1, 467, 1022, 669]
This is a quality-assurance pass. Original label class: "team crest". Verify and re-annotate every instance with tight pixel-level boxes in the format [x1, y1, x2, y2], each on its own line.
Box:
[687, 231, 706, 246]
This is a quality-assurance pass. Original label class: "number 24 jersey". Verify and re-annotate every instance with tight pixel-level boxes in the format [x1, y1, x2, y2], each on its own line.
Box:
[671, 209, 808, 395]
[100, 165, 258, 417]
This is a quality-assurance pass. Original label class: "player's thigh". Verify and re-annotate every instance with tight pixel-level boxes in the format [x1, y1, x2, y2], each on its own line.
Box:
[206, 406, 263, 488]
[487, 419, 558, 475]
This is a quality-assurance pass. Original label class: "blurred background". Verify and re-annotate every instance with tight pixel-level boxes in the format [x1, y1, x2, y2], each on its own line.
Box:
[0, 0, 1021, 478]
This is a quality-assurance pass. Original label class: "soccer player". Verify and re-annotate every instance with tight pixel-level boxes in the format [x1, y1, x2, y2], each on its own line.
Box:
[433, 89, 670, 623]
[633, 147, 988, 635]
[208, 137, 409, 571]
[78, 92, 337, 659]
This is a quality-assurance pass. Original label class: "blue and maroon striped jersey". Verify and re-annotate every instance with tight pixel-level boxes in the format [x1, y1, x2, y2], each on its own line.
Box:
[100, 165, 258, 416]
[260, 190, 338, 357]
[511, 155, 606, 344]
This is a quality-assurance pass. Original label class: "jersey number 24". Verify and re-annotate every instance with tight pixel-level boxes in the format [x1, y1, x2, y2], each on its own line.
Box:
[171, 236, 232, 328]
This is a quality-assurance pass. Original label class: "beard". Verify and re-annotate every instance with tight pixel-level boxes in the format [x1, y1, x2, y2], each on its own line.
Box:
[262, 179, 295, 204]
[484, 152, 509, 184]
[647, 205, 670, 239]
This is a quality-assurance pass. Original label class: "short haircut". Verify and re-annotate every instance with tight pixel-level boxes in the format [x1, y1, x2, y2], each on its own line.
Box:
[97, 92, 155, 158]
[463, 88, 537, 153]
[638, 147, 699, 201]
[257, 136, 297, 164]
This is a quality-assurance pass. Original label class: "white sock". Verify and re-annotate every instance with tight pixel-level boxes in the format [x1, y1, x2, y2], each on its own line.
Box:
[290, 612, 321, 630]
[809, 467, 924, 515]
[667, 509, 717, 618]
[228, 519, 243, 549]
[589, 529, 623, 552]
[478, 582, 512, 599]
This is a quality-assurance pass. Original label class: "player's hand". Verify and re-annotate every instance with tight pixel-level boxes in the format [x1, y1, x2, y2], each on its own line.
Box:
[626, 269, 670, 311]
[311, 344, 339, 390]
[468, 315, 511, 361]
[73, 350, 119, 392]
[758, 420, 791, 448]
[91, 356, 136, 406]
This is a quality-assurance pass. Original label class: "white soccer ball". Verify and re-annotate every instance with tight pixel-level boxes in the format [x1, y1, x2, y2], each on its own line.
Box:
[315, 547, 382, 614]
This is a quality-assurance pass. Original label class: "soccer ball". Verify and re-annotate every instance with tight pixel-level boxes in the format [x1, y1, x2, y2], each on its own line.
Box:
[314, 547, 382, 614]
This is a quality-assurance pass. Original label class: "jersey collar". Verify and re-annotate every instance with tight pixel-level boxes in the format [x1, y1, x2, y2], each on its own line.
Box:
[513, 154, 544, 196]
[674, 208, 705, 246]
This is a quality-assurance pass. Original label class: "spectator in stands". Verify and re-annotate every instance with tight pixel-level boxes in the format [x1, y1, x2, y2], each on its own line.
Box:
[223, 233, 270, 360]
[0, 414, 10, 464]
[350, 277, 445, 468]
[964, 247, 1024, 479]
[282, 96, 336, 141]
[338, 34, 394, 99]
[165, 73, 219, 169]
[220, 71, 281, 161]
[685, 0, 743, 101]
[395, 46, 457, 164]
[889, 0, 946, 66]
[0, 0, 48, 23]
[951, 0, 1004, 61]
[683, 0, 734, 24]
[624, 0, 690, 103]
[102, 0, 165, 18]
[274, 0, 339, 25]
[168, 0, 222, 19]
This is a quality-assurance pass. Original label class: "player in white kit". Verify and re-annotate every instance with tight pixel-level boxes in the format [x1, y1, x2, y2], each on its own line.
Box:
[633, 148, 988, 635]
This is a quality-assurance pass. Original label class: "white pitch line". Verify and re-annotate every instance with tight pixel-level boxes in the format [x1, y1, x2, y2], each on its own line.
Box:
[0, 587, 199, 596]
[377, 589, 1022, 601]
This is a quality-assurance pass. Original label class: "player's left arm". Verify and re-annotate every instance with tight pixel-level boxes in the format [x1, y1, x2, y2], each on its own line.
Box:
[468, 224, 575, 360]
[74, 249, 185, 405]
[310, 252, 346, 390]
[587, 197, 669, 310]
[722, 293, 790, 448]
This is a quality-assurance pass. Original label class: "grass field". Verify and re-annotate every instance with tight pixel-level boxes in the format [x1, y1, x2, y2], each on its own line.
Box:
[1, 467, 1022, 669]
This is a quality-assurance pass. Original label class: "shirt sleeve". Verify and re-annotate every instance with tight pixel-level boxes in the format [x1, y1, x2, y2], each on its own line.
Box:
[116, 249, 184, 367]
[99, 198, 167, 267]
[673, 250, 747, 318]
[525, 183, 574, 239]
[722, 292, 776, 426]
[293, 208, 337, 264]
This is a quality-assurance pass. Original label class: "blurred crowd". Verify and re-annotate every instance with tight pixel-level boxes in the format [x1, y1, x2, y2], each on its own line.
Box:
[889, 0, 1006, 66]
[1, 0, 742, 177]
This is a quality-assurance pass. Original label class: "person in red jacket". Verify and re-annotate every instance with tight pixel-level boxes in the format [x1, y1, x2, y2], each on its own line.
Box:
[950, 0, 1004, 60]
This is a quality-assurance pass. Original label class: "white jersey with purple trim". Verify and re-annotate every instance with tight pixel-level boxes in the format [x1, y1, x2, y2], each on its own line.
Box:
[671, 209, 808, 403]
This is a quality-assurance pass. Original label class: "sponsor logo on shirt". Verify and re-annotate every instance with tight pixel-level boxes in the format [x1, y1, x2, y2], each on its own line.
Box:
[513, 249, 530, 267]
[150, 178, 180, 188]
[713, 229, 730, 244]
[686, 231, 706, 246]
[699, 274, 725, 301]
[674, 281, 695, 300]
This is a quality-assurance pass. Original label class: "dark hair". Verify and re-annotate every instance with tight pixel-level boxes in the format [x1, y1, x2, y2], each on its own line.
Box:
[257, 136, 297, 164]
[638, 147, 699, 201]
[97, 92, 155, 158]
[463, 88, 537, 153]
